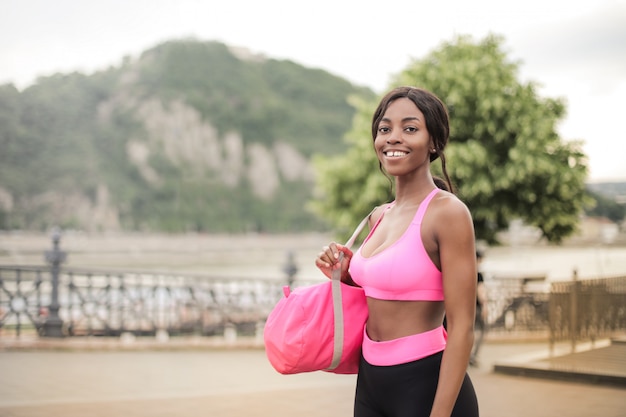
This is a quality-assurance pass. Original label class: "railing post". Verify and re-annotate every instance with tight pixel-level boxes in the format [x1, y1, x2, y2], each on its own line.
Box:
[42, 227, 67, 337]
[569, 269, 579, 352]
[548, 282, 555, 355]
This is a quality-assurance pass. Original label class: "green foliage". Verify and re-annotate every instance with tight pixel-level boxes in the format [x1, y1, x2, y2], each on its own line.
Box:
[134, 40, 370, 156]
[0, 39, 371, 232]
[312, 34, 590, 244]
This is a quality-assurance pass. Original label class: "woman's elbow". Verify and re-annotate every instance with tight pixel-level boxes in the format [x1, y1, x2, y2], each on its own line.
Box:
[446, 317, 475, 343]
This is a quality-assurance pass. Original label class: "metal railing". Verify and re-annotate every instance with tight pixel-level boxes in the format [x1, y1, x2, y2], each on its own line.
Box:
[483, 273, 626, 348]
[0, 230, 300, 339]
[484, 275, 550, 334]
[549, 275, 626, 350]
[0, 264, 287, 338]
[2, 231, 625, 346]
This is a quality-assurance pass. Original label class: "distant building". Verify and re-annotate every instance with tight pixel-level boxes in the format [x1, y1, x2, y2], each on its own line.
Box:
[575, 216, 621, 244]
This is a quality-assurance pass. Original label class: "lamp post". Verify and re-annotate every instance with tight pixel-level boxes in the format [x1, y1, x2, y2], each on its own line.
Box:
[282, 250, 298, 287]
[42, 227, 67, 337]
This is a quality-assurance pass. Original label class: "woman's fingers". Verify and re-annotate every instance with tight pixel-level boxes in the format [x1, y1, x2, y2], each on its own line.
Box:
[316, 242, 348, 269]
[318, 243, 338, 264]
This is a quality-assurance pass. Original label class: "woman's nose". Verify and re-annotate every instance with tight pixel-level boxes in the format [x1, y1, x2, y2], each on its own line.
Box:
[386, 134, 401, 144]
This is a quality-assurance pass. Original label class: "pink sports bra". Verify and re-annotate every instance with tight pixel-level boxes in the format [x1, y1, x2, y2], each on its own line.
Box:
[349, 188, 443, 301]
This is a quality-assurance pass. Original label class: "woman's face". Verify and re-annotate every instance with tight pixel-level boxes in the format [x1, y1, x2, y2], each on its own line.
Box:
[374, 97, 433, 177]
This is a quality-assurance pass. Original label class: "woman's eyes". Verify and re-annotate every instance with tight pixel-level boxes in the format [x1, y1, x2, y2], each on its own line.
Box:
[378, 126, 418, 133]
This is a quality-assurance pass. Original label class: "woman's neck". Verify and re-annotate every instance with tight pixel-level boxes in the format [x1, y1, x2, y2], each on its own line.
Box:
[393, 176, 437, 207]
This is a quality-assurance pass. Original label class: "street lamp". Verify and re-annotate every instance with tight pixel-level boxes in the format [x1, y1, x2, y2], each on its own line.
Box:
[282, 250, 298, 287]
[42, 227, 67, 337]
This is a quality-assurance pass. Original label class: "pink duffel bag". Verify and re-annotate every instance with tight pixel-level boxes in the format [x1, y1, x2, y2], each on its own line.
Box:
[264, 215, 371, 374]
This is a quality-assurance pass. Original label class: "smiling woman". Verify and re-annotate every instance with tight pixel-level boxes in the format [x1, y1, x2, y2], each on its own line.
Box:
[315, 86, 479, 417]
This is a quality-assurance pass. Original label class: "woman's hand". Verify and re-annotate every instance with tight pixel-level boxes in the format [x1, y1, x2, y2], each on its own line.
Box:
[315, 243, 353, 283]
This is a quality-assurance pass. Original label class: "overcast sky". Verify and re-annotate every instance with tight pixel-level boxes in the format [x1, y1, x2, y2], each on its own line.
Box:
[2, 0, 625, 182]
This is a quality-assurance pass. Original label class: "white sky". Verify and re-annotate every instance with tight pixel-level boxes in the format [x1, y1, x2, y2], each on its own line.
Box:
[1, 0, 625, 182]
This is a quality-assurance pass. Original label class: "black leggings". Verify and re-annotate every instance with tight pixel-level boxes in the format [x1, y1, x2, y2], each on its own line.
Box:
[354, 351, 479, 417]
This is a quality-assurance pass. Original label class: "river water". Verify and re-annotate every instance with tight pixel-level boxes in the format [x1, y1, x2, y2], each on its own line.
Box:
[1, 232, 625, 287]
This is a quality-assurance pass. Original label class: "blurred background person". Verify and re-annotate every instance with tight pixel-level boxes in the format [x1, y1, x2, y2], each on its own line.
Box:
[470, 250, 488, 367]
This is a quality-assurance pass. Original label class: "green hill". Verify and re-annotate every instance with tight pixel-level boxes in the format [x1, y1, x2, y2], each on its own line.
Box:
[0, 39, 374, 233]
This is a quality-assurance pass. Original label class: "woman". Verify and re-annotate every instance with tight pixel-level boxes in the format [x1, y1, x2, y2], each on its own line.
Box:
[316, 86, 479, 417]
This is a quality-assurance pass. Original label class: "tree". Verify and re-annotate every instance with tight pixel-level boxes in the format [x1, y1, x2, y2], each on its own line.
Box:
[312, 34, 589, 244]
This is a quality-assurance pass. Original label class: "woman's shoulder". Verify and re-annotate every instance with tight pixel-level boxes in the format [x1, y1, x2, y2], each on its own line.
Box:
[368, 202, 393, 227]
[430, 190, 472, 224]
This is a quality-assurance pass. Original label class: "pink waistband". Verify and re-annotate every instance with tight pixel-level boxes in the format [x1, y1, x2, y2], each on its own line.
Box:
[362, 325, 447, 366]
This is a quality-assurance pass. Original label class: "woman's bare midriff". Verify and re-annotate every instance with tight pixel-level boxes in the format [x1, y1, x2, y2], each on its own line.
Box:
[365, 298, 445, 342]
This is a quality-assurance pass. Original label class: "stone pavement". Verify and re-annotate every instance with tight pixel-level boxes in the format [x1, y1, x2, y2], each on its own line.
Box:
[494, 337, 626, 387]
[0, 338, 625, 417]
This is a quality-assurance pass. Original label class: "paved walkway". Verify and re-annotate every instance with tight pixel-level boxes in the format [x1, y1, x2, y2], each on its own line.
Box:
[0, 338, 625, 417]
[494, 337, 626, 387]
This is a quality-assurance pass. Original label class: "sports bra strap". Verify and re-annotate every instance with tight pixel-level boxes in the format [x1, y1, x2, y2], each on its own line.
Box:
[415, 188, 440, 224]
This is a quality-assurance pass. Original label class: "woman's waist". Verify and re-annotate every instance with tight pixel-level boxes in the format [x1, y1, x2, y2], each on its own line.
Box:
[365, 300, 445, 342]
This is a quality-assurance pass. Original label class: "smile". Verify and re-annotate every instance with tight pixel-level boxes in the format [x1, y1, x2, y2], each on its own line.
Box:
[384, 151, 408, 157]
